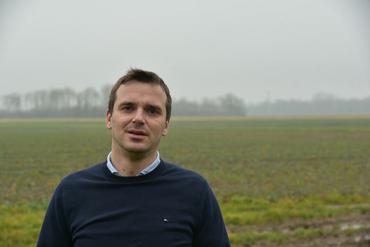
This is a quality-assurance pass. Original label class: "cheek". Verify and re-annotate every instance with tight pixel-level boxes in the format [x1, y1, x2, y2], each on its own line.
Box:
[114, 115, 131, 125]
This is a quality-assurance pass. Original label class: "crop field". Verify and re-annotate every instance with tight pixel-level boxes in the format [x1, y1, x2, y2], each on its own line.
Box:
[0, 116, 370, 246]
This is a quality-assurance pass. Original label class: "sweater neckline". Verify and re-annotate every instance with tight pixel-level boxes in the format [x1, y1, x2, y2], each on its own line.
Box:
[101, 160, 167, 183]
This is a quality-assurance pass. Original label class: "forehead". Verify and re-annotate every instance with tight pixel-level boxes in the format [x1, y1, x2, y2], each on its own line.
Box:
[115, 81, 167, 107]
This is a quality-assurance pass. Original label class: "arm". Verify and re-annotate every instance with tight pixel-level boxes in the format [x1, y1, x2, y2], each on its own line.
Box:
[193, 182, 230, 247]
[37, 182, 73, 247]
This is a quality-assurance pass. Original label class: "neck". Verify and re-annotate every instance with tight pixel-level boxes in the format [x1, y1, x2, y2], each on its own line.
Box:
[110, 147, 158, 176]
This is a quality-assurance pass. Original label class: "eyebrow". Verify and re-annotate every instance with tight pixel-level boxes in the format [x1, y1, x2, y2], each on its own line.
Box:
[118, 101, 162, 110]
[118, 101, 134, 107]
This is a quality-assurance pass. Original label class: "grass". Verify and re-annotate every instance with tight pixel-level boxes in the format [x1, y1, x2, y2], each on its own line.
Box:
[0, 203, 45, 247]
[222, 194, 370, 226]
[0, 116, 370, 246]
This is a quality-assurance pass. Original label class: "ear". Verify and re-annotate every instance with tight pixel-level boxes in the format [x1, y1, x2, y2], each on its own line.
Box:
[106, 111, 112, 129]
[162, 120, 169, 136]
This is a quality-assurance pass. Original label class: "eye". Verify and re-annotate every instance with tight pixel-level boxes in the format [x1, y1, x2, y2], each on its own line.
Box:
[120, 104, 134, 112]
[146, 106, 161, 115]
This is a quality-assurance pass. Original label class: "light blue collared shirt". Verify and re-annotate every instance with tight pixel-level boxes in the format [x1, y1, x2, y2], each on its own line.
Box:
[106, 151, 161, 176]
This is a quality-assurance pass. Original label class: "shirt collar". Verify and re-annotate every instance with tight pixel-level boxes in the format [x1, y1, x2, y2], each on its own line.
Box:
[106, 151, 161, 177]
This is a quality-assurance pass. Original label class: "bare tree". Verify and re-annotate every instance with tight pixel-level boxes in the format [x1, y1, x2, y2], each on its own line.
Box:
[77, 87, 100, 110]
[218, 93, 247, 115]
[1, 93, 22, 112]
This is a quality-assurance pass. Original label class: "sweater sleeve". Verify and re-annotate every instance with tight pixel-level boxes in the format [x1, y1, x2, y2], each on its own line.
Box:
[192, 181, 230, 247]
[37, 181, 73, 247]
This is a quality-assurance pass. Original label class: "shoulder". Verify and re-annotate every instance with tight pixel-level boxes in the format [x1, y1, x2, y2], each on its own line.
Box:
[162, 160, 204, 178]
[57, 161, 107, 190]
[161, 160, 210, 189]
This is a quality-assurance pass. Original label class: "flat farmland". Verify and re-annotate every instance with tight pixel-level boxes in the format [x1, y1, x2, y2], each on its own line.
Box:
[0, 116, 369, 246]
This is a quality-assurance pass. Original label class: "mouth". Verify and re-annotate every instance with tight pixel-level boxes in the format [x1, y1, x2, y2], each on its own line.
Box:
[127, 129, 148, 137]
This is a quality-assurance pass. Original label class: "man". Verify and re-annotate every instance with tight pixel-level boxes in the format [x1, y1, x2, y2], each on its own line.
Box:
[37, 69, 230, 247]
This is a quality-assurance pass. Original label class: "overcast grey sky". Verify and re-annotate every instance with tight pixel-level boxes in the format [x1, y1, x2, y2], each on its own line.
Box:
[0, 0, 369, 103]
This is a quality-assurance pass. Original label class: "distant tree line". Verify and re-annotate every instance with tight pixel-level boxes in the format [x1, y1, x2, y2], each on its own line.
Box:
[1, 89, 369, 117]
[0, 86, 111, 117]
[0, 86, 247, 117]
[173, 94, 247, 116]
[248, 93, 370, 116]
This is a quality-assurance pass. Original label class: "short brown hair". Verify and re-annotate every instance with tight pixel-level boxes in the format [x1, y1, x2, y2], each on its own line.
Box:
[108, 68, 172, 121]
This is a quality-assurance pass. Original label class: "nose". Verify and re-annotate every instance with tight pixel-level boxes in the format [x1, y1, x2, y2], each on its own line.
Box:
[132, 108, 145, 124]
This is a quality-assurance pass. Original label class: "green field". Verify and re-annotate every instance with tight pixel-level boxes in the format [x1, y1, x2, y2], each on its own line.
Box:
[1, 116, 370, 246]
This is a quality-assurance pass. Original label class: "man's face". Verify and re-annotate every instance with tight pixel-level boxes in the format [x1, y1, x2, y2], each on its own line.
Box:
[106, 81, 169, 157]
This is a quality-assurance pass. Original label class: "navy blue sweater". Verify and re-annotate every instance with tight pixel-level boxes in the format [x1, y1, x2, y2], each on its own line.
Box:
[37, 161, 230, 247]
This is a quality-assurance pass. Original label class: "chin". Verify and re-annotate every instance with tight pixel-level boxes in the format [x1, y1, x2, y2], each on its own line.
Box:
[125, 145, 150, 154]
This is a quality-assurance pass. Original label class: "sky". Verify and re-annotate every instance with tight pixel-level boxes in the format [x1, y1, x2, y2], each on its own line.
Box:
[0, 0, 369, 104]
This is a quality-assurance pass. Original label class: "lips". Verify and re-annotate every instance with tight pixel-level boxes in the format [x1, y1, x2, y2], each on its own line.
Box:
[127, 129, 148, 136]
